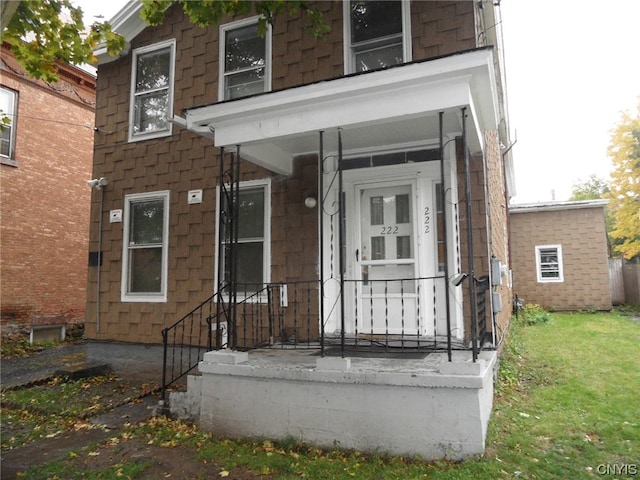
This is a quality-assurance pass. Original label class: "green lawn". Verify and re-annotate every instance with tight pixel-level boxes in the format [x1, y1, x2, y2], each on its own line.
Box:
[7, 310, 640, 479]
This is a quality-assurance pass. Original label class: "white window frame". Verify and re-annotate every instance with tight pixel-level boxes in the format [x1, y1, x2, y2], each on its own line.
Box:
[535, 244, 564, 283]
[128, 39, 176, 142]
[215, 179, 271, 301]
[0, 86, 18, 165]
[218, 17, 272, 101]
[343, 0, 412, 75]
[121, 191, 170, 302]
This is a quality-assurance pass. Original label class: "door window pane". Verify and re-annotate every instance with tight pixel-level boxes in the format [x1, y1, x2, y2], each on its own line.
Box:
[370, 196, 384, 225]
[396, 236, 411, 259]
[395, 194, 409, 223]
[371, 236, 385, 260]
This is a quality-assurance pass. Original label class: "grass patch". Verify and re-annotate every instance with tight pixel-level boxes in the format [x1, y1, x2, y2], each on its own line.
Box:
[1, 374, 151, 449]
[8, 311, 639, 479]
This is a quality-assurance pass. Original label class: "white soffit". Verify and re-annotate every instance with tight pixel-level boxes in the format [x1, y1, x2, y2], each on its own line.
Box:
[95, 0, 145, 64]
[185, 48, 499, 174]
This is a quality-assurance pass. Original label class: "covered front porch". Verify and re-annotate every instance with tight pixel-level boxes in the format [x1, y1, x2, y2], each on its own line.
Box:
[166, 47, 502, 458]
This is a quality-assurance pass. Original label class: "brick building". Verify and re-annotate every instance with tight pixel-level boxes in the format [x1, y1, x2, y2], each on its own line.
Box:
[510, 200, 612, 311]
[1, 42, 96, 340]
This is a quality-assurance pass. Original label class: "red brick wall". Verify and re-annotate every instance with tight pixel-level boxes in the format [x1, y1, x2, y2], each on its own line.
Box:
[510, 206, 611, 311]
[1, 47, 95, 333]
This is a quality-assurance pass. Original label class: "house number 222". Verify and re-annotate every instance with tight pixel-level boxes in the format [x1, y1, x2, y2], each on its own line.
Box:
[424, 207, 431, 234]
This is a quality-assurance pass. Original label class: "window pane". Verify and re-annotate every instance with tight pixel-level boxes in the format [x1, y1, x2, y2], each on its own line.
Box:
[224, 242, 264, 291]
[225, 24, 265, 72]
[225, 68, 266, 100]
[133, 91, 169, 134]
[396, 236, 411, 259]
[0, 88, 15, 158]
[129, 247, 162, 292]
[370, 196, 384, 225]
[351, 1, 402, 43]
[136, 48, 170, 92]
[237, 188, 265, 239]
[130, 199, 164, 245]
[395, 194, 409, 223]
[354, 43, 403, 71]
[0, 126, 11, 157]
[371, 236, 385, 260]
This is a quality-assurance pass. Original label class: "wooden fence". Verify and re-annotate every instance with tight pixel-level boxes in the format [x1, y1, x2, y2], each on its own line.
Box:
[609, 258, 640, 306]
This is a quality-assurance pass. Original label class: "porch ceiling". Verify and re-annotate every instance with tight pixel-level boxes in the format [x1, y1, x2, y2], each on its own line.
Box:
[184, 48, 499, 175]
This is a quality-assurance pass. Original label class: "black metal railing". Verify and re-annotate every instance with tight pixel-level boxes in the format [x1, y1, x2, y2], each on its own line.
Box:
[161, 275, 492, 399]
[161, 293, 216, 403]
[160, 282, 321, 401]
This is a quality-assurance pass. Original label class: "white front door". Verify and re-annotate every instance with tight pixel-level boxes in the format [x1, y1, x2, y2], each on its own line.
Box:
[356, 182, 419, 334]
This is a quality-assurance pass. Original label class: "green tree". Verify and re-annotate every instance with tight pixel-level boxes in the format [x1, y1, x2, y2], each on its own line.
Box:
[569, 174, 610, 201]
[607, 101, 640, 261]
[140, 0, 329, 38]
[0, 0, 125, 82]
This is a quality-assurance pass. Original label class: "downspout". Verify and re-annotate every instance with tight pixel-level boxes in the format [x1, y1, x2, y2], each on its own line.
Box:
[462, 107, 479, 362]
[96, 188, 104, 333]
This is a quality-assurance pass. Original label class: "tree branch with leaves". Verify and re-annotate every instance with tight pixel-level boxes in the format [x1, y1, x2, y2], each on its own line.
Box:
[607, 100, 640, 261]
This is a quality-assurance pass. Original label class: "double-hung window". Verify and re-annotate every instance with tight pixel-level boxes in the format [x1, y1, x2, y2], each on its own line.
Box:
[535, 245, 563, 283]
[345, 0, 411, 74]
[1, 86, 17, 164]
[122, 191, 170, 302]
[129, 39, 175, 141]
[218, 180, 271, 296]
[219, 18, 271, 101]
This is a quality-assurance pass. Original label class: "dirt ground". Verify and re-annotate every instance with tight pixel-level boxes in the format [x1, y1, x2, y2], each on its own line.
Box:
[1, 373, 271, 479]
[0, 341, 270, 480]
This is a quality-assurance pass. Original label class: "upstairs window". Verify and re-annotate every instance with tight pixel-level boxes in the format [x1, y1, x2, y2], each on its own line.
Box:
[220, 18, 271, 101]
[1, 86, 17, 164]
[129, 39, 175, 142]
[121, 191, 170, 302]
[345, 0, 411, 74]
[535, 245, 564, 283]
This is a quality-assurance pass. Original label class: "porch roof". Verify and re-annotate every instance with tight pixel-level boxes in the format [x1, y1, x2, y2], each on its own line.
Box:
[183, 48, 499, 175]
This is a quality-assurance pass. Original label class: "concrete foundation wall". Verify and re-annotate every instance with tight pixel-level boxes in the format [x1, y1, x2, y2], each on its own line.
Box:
[190, 350, 496, 460]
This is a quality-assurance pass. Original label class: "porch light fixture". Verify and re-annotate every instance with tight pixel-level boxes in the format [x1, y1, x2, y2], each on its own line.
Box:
[304, 194, 317, 209]
[450, 272, 468, 287]
[87, 177, 109, 190]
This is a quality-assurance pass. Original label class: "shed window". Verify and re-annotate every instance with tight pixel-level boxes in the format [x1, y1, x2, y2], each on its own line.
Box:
[535, 245, 564, 282]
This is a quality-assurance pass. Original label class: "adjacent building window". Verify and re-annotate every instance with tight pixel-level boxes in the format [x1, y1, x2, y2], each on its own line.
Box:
[345, 0, 411, 74]
[129, 39, 175, 142]
[218, 180, 271, 296]
[121, 191, 170, 302]
[1, 86, 17, 164]
[219, 18, 271, 101]
[535, 245, 563, 283]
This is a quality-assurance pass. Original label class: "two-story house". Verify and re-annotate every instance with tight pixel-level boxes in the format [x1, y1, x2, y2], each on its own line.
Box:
[88, 0, 514, 458]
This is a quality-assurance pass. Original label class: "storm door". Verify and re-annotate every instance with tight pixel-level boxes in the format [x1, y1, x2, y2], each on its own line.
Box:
[356, 183, 419, 334]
